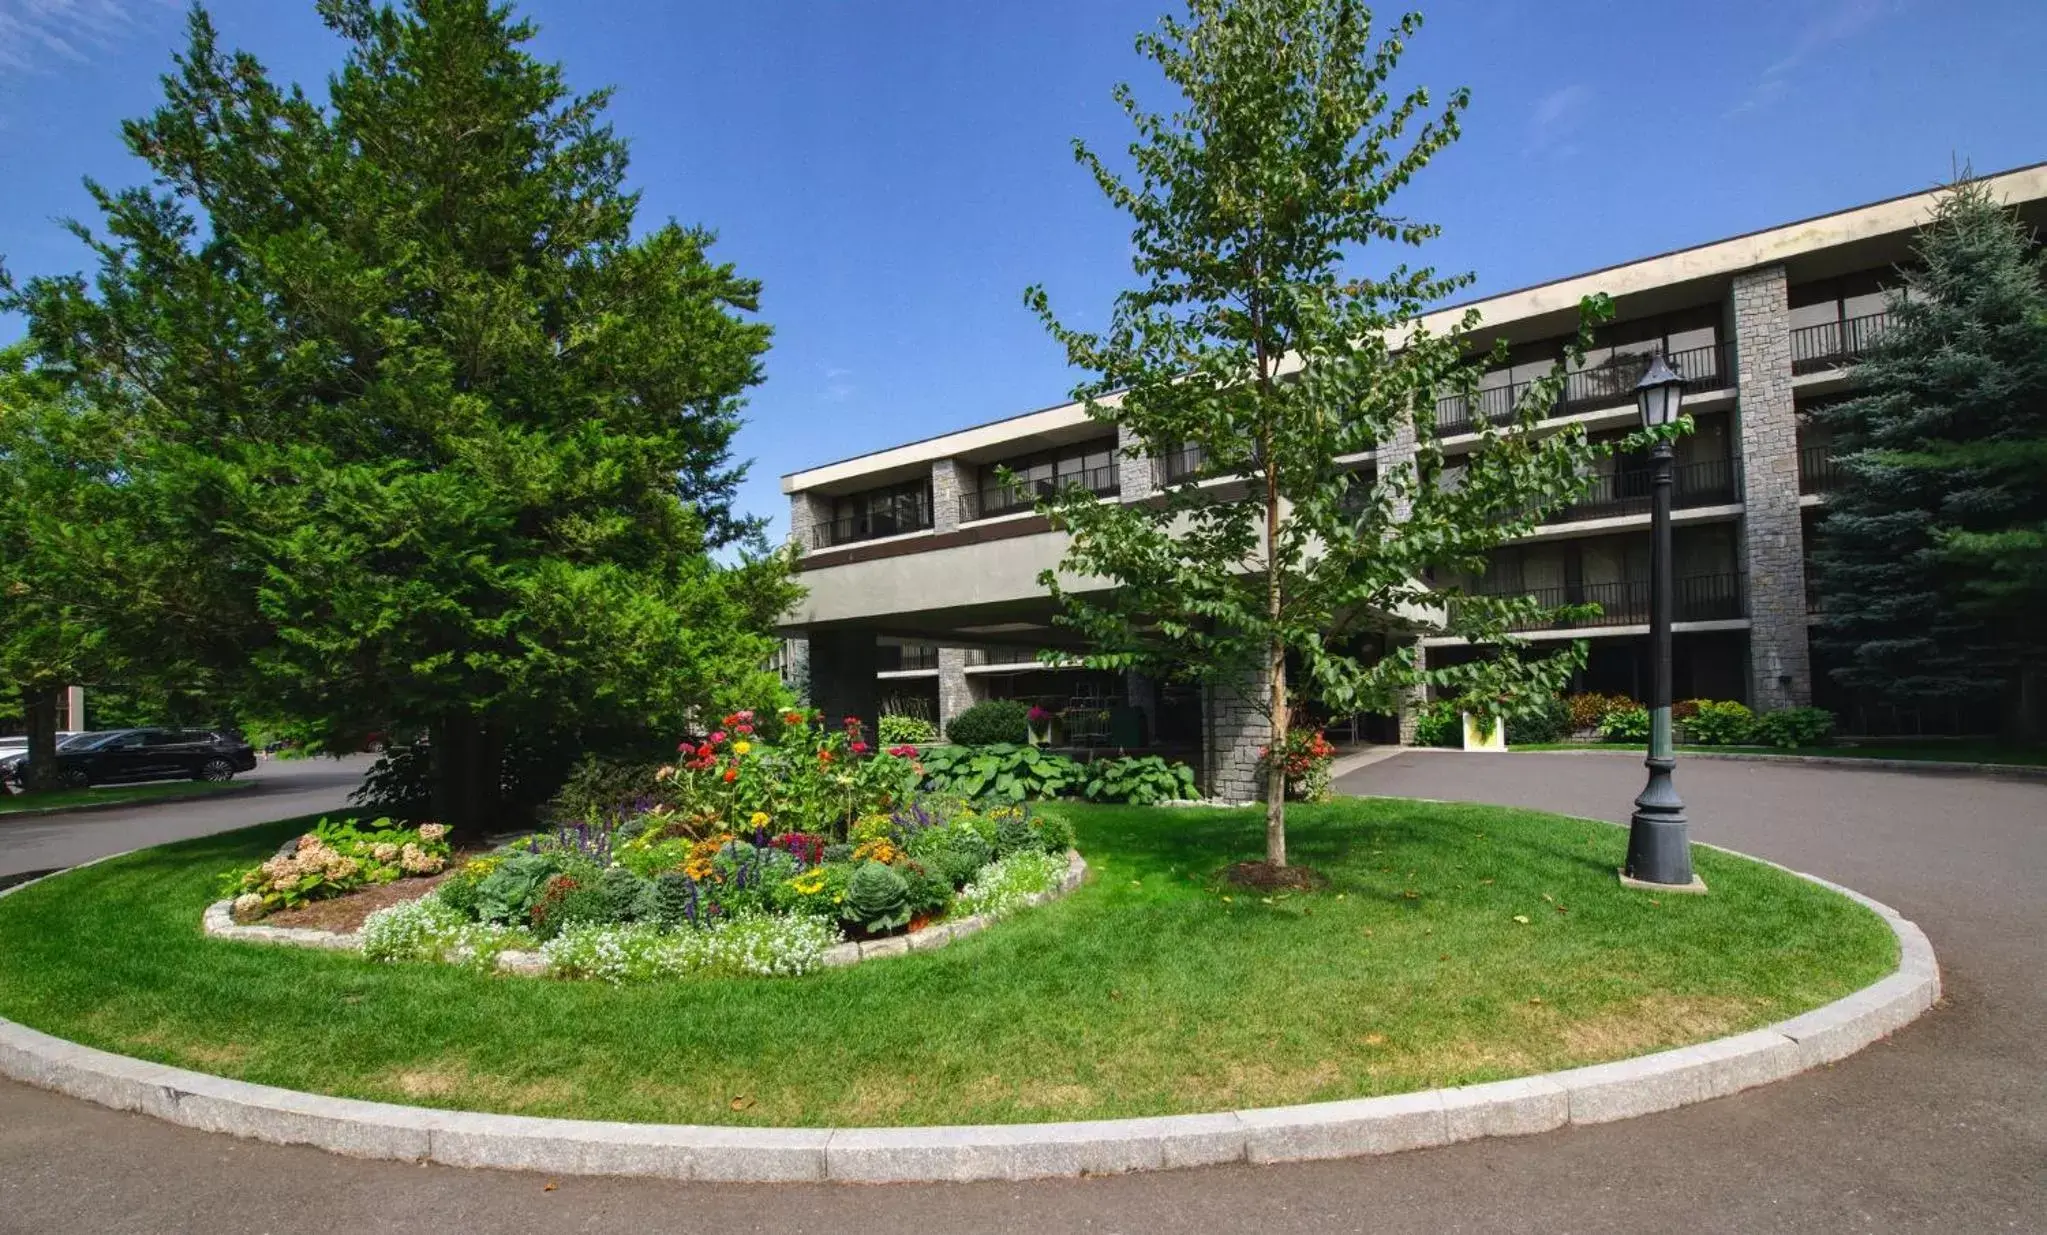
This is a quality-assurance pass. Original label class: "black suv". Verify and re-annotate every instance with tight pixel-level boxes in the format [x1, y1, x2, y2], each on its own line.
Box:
[2, 728, 257, 789]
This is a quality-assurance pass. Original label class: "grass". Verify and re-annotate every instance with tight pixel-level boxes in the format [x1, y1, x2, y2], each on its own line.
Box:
[0, 779, 249, 815]
[1509, 741, 2047, 766]
[0, 799, 1896, 1127]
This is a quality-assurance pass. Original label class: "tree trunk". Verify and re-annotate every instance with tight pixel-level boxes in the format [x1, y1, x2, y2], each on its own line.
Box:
[429, 713, 504, 841]
[1265, 639, 1288, 867]
[18, 684, 64, 795]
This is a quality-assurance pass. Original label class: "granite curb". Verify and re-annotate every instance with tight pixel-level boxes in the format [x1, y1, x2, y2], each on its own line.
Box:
[0, 843, 1938, 1183]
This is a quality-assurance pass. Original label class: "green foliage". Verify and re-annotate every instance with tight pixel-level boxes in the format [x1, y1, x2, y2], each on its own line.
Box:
[1813, 177, 2047, 732]
[992, 813, 1039, 859]
[598, 865, 659, 922]
[652, 872, 706, 930]
[473, 852, 563, 925]
[1598, 706, 1651, 742]
[1506, 694, 1573, 745]
[945, 700, 1032, 746]
[1080, 755, 1198, 805]
[1565, 693, 1632, 732]
[1414, 700, 1462, 748]
[1024, 0, 1646, 861]
[529, 873, 612, 941]
[842, 860, 911, 934]
[878, 714, 937, 745]
[0, 2, 799, 829]
[919, 743, 1082, 802]
[1685, 701, 1756, 746]
[1752, 707, 1837, 749]
[548, 756, 668, 826]
[1030, 810, 1077, 854]
[897, 862, 954, 920]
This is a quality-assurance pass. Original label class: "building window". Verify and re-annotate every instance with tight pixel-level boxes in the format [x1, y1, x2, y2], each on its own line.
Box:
[1789, 270, 1897, 374]
[1436, 305, 1730, 434]
[963, 438, 1119, 521]
[817, 478, 933, 547]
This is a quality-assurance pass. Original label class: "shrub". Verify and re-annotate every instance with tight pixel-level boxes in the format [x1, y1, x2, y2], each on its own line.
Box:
[528, 872, 612, 940]
[1672, 698, 1701, 722]
[1598, 705, 1651, 742]
[992, 812, 1038, 858]
[945, 699, 1032, 746]
[1752, 706, 1836, 749]
[222, 817, 450, 917]
[473, 850, 564, 924]
[1080, 755, 1198, 805]
[956, 850, 1066, 920]
[652, 871, 707, 929]
[843, 860, 912, 933]
[1029, 809, 1076, 854]
[878, 714, 937, 745]
[1564, 692, 1631, 732]
[1685, 700, 1756, 746]
[545, 754, 666, 825]
[598, 865, 658, 922]
[1506, 694, 1573, 745]
[1413, 700, 1461, 748]
[897, 862, 954, 919]
[919, 743, 1082, 802]
[1260, 729, 1337, 801]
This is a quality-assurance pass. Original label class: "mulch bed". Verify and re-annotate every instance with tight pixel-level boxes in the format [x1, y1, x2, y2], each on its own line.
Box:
[1221, 861, 1328, 893]
[260, 870, 451, 934]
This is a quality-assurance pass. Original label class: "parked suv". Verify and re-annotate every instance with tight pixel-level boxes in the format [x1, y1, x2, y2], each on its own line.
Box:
[0, 728, 257, 789]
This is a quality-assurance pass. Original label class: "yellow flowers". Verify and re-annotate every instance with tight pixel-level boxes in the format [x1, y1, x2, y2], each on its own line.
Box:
[852, 838, 900, 865]
[733, 740, 752, 755]
[749, 811, 772, 829]
[789, 869, 829, 896]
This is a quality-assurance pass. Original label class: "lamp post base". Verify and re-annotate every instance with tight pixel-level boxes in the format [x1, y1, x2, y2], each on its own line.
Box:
[1624, 754, 1698, 888]
[1618, 870, 1708, 894]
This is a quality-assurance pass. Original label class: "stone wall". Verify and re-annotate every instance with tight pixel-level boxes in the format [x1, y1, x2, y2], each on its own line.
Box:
[937, 645, 973, 735]
[930, 458, 963, 533]
[1203, 666, 1273, 802]
[1116, 423, 1156, 503]
[788, 489, 833, 552]
[1730, 265, 1812, 710]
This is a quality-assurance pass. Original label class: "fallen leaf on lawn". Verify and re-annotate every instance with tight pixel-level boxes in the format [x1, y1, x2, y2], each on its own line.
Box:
[1528, 997, 1543, 1005]
[1402, 889, 1420, 900]
[1480, 878, 1494, 885]
[1260, 897, 1273, 905]
[1438, 953, 1449, 961]
[543, 1181, 558, 1192]
[1109, 989, 1122, 1001]
[1649, 898, 1661, 905]
[729, 1096, 755, 1111]
[1555, 904, 1568, 914]
[1512, 914, 1531, 924]
[1540, 893, 1553, 902]
[1362, 1033, 1387, 1046]
[1221, 895, 1233, 903]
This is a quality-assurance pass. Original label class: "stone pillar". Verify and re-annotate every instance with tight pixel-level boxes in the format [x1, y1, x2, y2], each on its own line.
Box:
[1379, 407, 1421, 521]
[1397, 642, 1428, 745]
[1116, 423, 1155, 502]
[781, 637, 812, 704]
[1124, 669, 1158, 745]
[808, 630, 878, 742]
[930, 458, 964, 532]
[937, 645, 972, 736]
[1730, 265, 1812, 710]
[788, 489, 832, 552]
[1203, 665, 1272, 802]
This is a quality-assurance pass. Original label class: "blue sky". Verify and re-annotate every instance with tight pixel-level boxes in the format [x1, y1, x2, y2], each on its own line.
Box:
[3, 0, 2044, 538]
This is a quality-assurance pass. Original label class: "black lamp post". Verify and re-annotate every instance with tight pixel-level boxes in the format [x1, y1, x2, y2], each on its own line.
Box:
[1622, 354, 1701, 889]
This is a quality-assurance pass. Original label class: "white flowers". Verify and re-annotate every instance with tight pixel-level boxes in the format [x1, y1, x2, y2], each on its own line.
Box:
[360, 893, 526, 965]
[956, 850, 1065, 920]
[541, 913, 839, 983]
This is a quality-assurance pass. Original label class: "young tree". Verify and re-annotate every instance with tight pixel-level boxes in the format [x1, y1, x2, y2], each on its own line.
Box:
[3, 0, 797, 830]
[1813, 177, 2047, 738]
[1027, 0, 1637, 869]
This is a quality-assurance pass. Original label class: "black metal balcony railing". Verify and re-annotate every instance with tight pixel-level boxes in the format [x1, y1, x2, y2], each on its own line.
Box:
[1467, 571, 1746, 632]
[1790, 312, 1889, 375]
[1434, 340, 1736, 436]
[1798, 441, 1839, 495]
[1550, 456, 1740, 523]
[876, 644, 939, 672]
[1155, 443, 1206, 486]
[960, 464, 1119, 522]
[810, 497, 933, 549]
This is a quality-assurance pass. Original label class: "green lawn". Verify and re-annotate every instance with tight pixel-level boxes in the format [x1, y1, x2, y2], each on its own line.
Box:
[0, 779, 249, 815]
[0, 799, 1895, 1127]
[1509, 741, 2047, 766]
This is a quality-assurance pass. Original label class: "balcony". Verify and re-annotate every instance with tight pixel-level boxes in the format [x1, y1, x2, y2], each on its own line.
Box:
[1468, 571, 1746, 633]
[961, 464, 1119, 522]
[810, 497, 933, 549]
[1154, 444, 1206, 486]
[1550, 456, 1740, 524]
[876, 643, 939, 673]
[1435, 340, 1736, 436]
[1799, 441, 1839, 494]
[1790, 312, 1889, 375]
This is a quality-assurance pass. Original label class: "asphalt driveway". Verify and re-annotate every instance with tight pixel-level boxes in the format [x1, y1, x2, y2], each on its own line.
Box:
[0, 750, 2039, 1233]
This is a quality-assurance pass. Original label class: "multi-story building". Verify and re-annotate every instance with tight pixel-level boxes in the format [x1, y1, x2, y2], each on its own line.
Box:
[781, 163, 2047, 792]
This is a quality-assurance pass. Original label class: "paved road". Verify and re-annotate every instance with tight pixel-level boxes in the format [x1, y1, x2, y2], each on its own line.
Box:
[0, 754, 375, 883]
[0, 751, 2040, 1233]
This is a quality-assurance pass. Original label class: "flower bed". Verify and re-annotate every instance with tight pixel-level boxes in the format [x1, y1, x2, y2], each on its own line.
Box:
[221, 817, 451, 921]
[213, 710, 1084, 981]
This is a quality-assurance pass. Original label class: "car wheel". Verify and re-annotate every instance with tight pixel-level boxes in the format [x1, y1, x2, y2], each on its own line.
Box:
[61, 768, 91, 789]
[196, 758, 236, 783]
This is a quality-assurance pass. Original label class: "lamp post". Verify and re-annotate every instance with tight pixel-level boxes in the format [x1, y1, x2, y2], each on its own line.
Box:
[1622, 354, 1700, 889]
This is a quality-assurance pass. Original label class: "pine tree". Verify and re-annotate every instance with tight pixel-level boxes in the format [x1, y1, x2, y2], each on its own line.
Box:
[1813, 177, 2047, 736]
[2, 1, 797, 827]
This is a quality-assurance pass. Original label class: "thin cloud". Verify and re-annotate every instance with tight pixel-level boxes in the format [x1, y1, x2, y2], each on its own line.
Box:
[0, 0, 159, 77]
[1727, 0, 1903, 117]
[822, 366, 855, 404]
[1524, 83, 1591, 158]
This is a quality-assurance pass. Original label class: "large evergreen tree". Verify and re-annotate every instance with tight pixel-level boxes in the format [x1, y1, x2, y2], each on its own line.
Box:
[2, 0, 797, 827]
[1813, 178, 2047, 737]
[1029, 0, 1642, 867]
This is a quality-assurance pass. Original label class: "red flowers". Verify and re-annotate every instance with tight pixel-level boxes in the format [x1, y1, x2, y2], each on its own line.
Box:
[886, 744, 919, 758]
[721, 766, 738, 783]
[850, 741, 869, 755]
[817, 750, 834, 765]
[782, 710, 805, 726]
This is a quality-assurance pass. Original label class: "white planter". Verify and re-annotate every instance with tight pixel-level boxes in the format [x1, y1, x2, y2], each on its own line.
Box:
[1461, 712, 1506, 752]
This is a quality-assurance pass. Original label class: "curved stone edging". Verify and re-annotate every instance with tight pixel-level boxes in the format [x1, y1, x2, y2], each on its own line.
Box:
[0, 847, 1938, 1183]
[201, 849, 1089, 976]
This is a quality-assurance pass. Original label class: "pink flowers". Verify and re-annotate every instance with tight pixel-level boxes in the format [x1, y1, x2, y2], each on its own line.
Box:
[887, 744, 919, 758]
[850, 741, 870, 755]
[1028, 705, 1052, 723]
[708, 730, 728, 744]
